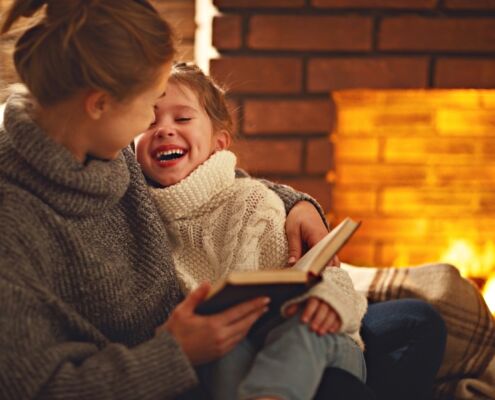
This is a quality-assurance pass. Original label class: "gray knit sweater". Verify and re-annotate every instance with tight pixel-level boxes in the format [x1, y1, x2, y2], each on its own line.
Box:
[0, 90, 321, 400]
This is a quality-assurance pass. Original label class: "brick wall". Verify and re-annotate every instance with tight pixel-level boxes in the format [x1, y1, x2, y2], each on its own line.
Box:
[331, 90, 495, 268]
[0, 0, 16, 92]
[210, 0, 495, 216]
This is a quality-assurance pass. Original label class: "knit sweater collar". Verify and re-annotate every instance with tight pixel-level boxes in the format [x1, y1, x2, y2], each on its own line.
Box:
[1, 89, 130, 217]
[151, 150, 236, 221]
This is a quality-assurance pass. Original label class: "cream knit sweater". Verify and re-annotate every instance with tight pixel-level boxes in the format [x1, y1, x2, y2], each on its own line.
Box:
[151, 151, 367, 347]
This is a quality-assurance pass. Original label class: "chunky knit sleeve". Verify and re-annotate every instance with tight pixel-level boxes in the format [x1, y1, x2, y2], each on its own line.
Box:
[0, 250, 197, 400]
[235, 169, 328, 229]
[281, 267, 368, 335]
[0, 191, 197, 400]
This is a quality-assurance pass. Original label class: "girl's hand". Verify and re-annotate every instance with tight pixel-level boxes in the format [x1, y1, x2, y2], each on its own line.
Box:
[285, 297, 341, 335]
[157, 283, 269, 365]
[285, 201, 328, 265]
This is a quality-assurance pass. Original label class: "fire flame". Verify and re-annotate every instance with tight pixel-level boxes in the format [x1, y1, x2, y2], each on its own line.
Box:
[484, 274, 495, 316]
[440, 240, 495, 315]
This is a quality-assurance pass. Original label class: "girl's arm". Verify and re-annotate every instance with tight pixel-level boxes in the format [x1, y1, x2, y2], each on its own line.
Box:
[236, 168, 327, 225]
[236, 169, 329, 263]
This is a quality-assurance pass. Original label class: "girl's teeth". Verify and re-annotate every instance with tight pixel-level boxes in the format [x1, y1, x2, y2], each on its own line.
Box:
[155, 149, 185, 161]
[156, 149, 184, 157]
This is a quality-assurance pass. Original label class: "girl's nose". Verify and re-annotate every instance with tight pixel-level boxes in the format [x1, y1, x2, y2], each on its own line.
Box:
[153, 127, 176, 138]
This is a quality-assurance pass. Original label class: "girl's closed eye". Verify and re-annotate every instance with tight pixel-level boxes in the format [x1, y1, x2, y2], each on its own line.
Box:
[176, 117, 192, 123]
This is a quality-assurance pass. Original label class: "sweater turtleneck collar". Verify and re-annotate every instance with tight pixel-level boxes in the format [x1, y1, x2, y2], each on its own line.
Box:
[151, 150, 236, 221]
[0, 89, 130, 217]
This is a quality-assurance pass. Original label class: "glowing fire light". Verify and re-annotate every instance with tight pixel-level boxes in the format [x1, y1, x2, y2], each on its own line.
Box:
[440, 240, 495, 315]
[483, 274, 495, 316]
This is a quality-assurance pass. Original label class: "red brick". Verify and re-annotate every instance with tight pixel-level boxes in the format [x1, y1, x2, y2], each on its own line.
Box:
[153, 1, 195, 40]
[312, 0, 436, 8]
[336, 242, 376, 266]
[435, 59, 495, 88]
[214, 0, 304, 8]
[333, 164, 428, 185]
[380, 17, 495, 52]
[444, 0, 495, 9]
[226, 98, 241, 137]
[0, 40, 16, 87]
[276, 178, 332, 212]
[307, 138, 333, 174]
[248, 16, 372, 51]
[210, 57, 302, 94]
[230, 139, 303, 174]
[175, 42, 194, 61]
[244, 100, 331, 134]
[308, 58, 428, 91]
[332, 188, 377, 215]
[212, 15, 242, 50]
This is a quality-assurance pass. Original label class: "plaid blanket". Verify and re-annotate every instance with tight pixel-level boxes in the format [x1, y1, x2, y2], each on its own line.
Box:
[342, 263, 495, 400]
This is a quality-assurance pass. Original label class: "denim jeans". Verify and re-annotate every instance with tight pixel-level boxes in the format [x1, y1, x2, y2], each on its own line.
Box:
[361, 299, 447, 400]
[197, 313, 366, 400]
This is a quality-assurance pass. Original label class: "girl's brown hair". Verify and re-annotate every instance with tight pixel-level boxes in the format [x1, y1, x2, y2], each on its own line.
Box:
[1, 0, 176, 106]
[169, 62, 234, 136]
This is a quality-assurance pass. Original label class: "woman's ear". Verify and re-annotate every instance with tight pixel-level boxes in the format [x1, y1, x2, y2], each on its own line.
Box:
[84, 90, 109, 120]
[214, 129, 231, 151]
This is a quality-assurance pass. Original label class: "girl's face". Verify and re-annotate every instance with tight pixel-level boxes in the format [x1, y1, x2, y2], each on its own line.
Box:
[134, 82, 229, 187]
[86, 62, 172, 161]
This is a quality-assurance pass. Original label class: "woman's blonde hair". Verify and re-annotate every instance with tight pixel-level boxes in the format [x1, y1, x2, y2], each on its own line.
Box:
[1, 0, 176, 106]
[169, 62, 234, 137]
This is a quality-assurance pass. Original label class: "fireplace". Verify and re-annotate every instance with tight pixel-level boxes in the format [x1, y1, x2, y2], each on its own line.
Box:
[329, 89, 495, 313]
[207, 1, 495, 316]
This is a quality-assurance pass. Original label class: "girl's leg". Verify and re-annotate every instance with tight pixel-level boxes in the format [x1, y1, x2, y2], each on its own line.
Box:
[361, 299, 447, 400]
[239, 314, 366, 400]
[196, 338, 257, 400]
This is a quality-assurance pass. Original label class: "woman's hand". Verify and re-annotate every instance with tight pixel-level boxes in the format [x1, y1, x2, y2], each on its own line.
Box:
[285, 200, 329, 265]
[285, 297, 341, 335]
[157, 283, 269, 365]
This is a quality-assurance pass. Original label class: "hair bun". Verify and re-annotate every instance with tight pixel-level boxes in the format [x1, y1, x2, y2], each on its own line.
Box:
[20, 0, 46, 17]
[1, 0, 47, 34]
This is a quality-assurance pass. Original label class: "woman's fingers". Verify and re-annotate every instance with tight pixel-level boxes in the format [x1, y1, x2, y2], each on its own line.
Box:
[215, 296, 270, 326]
[328, 255, 341, 268]
[179, 282, 211, 314]
[286, 225, 303, 265]
[163, 290, 270, 365]
[285, 201, 328, 264]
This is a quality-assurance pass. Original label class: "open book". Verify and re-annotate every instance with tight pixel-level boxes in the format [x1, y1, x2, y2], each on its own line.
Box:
[196, 217, 360, 317]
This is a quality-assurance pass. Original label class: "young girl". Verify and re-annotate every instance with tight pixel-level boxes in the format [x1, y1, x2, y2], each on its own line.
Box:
[0, 1, 331, 399]
[134, 62, 368, 400]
